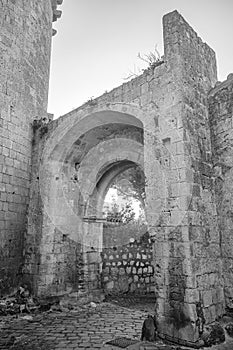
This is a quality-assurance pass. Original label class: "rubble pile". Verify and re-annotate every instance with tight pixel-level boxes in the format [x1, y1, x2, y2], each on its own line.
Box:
[202, 322, 225, 347]
[225, 322, 233, 337]
[0, 286, 40, 316]
[0, 286, 99, 318]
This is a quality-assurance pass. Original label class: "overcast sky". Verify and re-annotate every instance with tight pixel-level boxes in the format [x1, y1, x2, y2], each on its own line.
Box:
[48, 0, 233, 119]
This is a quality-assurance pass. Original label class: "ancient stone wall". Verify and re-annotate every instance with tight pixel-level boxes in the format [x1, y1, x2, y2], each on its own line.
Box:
[26, 51, 165, 297]
[175, 12, 223, 325]
[0, 0, 55, 295]
[24, 9, 231, 345]
[28, 66, 165, 298]
[0, 2, 232, 345]
[101, 239, 154, 295]
[208, 74, 233, 309]
[25, 113, 146, 297]
[149, 11, 223, 342]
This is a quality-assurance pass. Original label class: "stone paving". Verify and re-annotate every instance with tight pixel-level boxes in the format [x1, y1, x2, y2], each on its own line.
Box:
[0, 302, 145, 350]
[1, 300, 233, 350]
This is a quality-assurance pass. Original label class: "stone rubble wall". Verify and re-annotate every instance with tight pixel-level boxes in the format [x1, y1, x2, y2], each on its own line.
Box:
[101, 239, 154, 295]
[208, 74, 233, 309]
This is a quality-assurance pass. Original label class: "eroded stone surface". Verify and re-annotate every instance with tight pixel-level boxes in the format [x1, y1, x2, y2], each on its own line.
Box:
[0, 0, 53, 295]
[1, 5, 233, 346]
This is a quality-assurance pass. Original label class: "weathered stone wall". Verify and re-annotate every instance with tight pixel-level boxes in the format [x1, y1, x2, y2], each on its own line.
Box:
[0, 2, 232, 345]
[101, 239, 154, 295]
[25, 117, 145, 296]
[41, 229, 83, 296]
[167, 10, 224, 328]
[0, 0, 55, 295]
[24, 120, 88, 299]
[25, 9, 230, 344]
[208, 74, 233, 309]
[148, 11, 222, 341]
[22, 120, 48, 294]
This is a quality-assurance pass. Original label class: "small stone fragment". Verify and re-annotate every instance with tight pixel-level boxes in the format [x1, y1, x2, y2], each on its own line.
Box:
[225, 322, 233, 337]
[202, 323, 225, 346]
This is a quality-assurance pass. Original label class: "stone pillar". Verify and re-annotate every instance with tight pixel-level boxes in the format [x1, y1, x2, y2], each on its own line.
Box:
[208, 75, 233, 309]
[82, 218, 104, 300]
[147, 10, 223, 344]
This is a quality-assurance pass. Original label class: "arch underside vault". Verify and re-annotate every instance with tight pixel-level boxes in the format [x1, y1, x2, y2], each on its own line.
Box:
[40, 105, 148, 234]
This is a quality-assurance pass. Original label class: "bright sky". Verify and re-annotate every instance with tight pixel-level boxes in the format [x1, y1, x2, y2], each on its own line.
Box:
[48, 0, 233, 119]
[104, 188, 141, 219]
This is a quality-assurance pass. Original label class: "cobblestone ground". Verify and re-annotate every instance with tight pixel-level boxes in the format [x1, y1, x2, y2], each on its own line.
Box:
[0, 300, 233, 350]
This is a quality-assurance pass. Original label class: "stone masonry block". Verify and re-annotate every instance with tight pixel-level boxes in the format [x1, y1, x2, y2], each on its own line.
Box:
[203, 290, 213, 308]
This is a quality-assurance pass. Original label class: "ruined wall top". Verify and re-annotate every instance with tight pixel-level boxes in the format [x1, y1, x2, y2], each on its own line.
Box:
[163, 10, 217, 88]
[50, 0, 63, 35]
[208, 73, 233, 97]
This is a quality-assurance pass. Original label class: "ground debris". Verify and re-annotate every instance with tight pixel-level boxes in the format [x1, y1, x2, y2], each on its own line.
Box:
[0, 285, 38, 316]
[0, 298, 20, 315]
[225, 322, 233, 337]
[202, 322, 225, 347]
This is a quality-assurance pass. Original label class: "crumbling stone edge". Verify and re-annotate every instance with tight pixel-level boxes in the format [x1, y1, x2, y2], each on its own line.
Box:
[50, 0, 63, 36]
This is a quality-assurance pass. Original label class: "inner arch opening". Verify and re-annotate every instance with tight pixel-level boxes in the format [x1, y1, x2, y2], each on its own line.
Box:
[97, 162, 154, 298]
[102, 164, 147, 248]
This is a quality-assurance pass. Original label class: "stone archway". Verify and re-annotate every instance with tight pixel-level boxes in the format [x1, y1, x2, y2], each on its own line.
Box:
[27, 95, 204, 343]
[25, 88, 224, 348]
[36, 103, 155, 299]
[28, 99, 196, 339]
[79, 147, 144, 298]
[27, 98, 206, 343]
